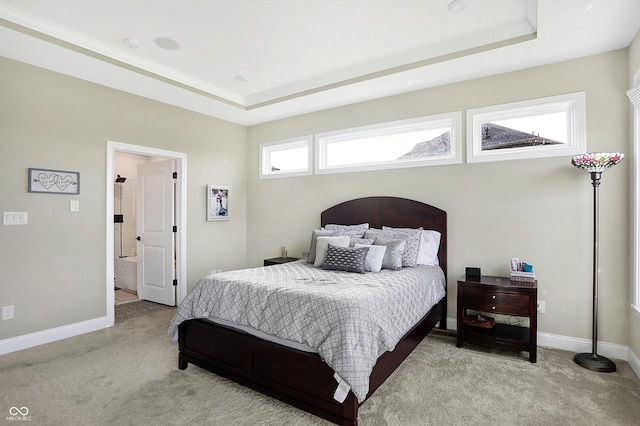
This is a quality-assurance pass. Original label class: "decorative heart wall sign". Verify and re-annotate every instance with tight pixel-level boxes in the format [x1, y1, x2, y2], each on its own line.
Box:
[28, 168, 79, 194]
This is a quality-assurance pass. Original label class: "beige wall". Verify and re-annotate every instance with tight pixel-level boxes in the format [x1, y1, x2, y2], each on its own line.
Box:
[629, 29, 640, 357]
[1, 46, 636, 353]
[247, 50, 631, 346]
[0, 58, 247, 340]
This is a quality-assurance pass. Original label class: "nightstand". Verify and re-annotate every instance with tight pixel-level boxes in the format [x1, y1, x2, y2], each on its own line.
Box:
[457, 275, 537, 363]
[263, 257, 300, 266]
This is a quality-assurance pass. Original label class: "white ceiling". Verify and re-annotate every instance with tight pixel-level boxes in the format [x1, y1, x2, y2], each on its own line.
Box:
[1, 0, 639, 125]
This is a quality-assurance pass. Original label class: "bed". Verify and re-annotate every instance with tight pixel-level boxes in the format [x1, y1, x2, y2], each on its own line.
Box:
[170, 196, 447, 425]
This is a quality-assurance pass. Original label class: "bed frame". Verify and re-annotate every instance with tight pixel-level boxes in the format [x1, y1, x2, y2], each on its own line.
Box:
[178, 196, 447, 425]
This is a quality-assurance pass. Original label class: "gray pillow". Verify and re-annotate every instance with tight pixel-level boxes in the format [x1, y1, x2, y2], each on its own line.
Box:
[322, 245, 370, 273]
[349, 237, 375, 247]
[307, 229, 336, 263]
[365, 228, 421, 267]
[373, 238, 406, 271]
[324, 223, 369, 232]
[325, 223, 369, 240]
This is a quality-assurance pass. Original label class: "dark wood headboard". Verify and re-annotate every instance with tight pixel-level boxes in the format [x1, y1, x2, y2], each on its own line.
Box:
[321, 196, 447, 281]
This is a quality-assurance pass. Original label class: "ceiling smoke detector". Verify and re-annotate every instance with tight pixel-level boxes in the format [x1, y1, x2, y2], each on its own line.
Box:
[122, 38, 140, 49]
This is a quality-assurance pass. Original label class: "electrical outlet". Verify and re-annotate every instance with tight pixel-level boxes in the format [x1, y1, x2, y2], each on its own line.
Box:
[2, 305, 14, 320]
[537, 300, 545, 314]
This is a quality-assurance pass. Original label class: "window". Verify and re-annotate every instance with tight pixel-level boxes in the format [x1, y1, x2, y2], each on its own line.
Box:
[259, 135, 312, 179]
[466, 92, 586, 163]
[628, 75, 640, 316]
[315, 112, 462, 174]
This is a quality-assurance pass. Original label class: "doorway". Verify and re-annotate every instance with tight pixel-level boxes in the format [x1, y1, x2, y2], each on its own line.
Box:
[106, 141, 187, 326]
[114, 152, 173, 305]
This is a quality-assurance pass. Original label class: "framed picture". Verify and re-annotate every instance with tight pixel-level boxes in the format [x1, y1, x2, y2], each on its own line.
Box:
[466, 92, 586, 163]
[28, 168, 80, 194]
[207, 185, 230, 221]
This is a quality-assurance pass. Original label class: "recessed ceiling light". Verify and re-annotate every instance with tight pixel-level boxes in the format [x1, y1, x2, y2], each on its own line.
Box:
[153, 37, 180, 50]
[122, 38, 140, 49]
[447, 0, 466, 13]
[235, 74, 249, 83]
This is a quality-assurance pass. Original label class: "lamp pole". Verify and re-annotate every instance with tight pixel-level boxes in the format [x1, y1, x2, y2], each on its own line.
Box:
[573, 170, 616, 372]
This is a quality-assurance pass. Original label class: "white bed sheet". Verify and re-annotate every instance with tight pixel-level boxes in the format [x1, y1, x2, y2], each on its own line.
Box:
[204, 316, 317, 353]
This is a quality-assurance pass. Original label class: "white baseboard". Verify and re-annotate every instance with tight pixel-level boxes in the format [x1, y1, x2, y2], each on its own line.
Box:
[2, 315, 639, 383]
[447, 317, 639, 380]
[537, 331, 629, 362]
[0, 316, 111, 356]
[628, 346, 640, 378]
[446, 317, 457, 331]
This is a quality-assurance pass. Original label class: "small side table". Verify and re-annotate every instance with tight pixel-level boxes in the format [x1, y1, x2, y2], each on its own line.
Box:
[457, 275, 538, 363]
[263, 257, 300, 266]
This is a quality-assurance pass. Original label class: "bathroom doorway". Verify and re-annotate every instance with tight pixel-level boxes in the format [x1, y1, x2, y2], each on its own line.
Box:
[113, 152, 167, 305]
[106, 141, 187, 326]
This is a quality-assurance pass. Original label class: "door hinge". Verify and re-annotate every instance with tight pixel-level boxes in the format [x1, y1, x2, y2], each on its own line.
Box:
[172, 172, 177, 179]
[173, 225, 177, 232]
[173, 279, 178, 287]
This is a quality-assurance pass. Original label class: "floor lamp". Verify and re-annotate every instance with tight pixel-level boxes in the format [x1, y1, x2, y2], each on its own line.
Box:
[570, 152, 623, 373]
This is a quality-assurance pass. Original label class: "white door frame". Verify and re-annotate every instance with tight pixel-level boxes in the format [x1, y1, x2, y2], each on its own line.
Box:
[106, 141, 187, 326]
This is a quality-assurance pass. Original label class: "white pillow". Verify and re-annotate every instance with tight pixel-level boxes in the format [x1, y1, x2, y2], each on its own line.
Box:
[354, 243, 387, 273]
[382, 226, 441, 266]
[416, 230, 441, 266]
[314, 236, 350, 267]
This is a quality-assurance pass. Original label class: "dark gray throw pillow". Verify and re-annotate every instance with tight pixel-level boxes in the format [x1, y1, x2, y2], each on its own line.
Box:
[322, 244, 369, 273]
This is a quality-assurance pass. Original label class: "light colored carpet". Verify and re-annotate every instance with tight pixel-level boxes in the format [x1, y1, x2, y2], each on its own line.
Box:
[1, 309, 638, 425]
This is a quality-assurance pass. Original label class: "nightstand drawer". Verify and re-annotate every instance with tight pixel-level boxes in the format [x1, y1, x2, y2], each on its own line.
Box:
[463, 288, 530, 316]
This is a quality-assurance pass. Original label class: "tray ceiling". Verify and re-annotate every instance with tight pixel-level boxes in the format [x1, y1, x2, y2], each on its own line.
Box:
[1, 0, 639, 125]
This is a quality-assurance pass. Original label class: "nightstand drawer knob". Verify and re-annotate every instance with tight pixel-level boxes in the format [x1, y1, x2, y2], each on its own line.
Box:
[491, 306, 496, 310]
[492, 295, 497, 300]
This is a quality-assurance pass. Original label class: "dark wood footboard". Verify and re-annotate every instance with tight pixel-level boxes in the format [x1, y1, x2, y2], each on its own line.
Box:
[178, 297, 444, 426]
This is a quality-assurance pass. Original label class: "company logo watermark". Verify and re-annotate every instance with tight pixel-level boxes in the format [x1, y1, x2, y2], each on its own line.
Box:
[6, 407, 31, 422]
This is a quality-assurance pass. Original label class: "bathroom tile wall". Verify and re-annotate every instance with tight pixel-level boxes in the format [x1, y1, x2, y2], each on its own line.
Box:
[113, 152, 151, 259]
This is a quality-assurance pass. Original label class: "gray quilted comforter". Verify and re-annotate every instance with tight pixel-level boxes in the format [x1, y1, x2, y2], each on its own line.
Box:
[168, 260, 445, 402]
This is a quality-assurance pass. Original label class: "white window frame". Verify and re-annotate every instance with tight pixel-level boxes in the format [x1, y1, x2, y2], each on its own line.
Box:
[315, 112, 462, 175]
[628, 72, 640, 317]
[259, 135, 313, 179]
[466, 92, 586, 163]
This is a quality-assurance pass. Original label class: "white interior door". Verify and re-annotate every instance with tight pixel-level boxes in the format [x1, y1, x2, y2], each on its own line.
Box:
[136, 159, 176, 306]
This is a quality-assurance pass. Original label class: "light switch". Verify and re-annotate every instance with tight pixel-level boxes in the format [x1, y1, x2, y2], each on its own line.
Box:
[70, 200, 80, 212]
[3, 212, 27, 225]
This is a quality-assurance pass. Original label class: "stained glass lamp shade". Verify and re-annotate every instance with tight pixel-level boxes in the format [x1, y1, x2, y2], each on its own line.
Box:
[571, 152, 624, 174]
